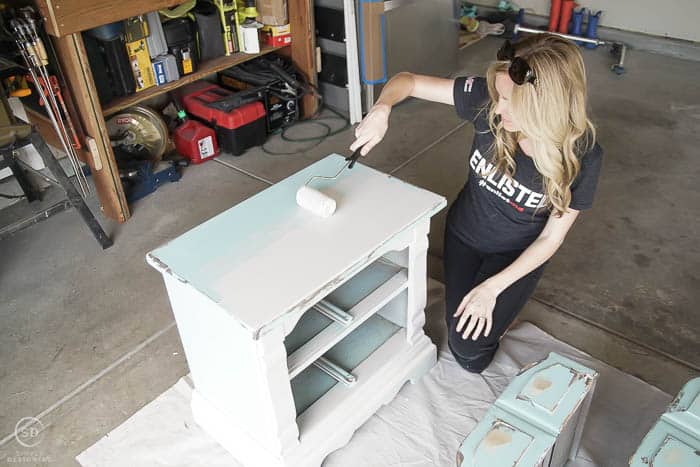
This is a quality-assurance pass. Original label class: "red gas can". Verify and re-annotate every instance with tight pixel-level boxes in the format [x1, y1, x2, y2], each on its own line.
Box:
[173, 119, 219, 164]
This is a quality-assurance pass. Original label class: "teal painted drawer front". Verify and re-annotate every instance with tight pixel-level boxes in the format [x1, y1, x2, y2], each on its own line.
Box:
[629, 419, 700, 467]
[665, 377, 700, 436]
[457, 353, 597, 466]
[669, 378, 700, 416]
[630, 377, 700, 466]
[457, 406, 555, 467]
[497, 353, 598, 435]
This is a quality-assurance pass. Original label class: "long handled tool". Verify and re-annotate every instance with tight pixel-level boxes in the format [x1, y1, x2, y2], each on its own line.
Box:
[26, 74, 82, 150]
[296, 149, 361, 218]
[11, 16, 90, 196]
[513, 23, 627, 74]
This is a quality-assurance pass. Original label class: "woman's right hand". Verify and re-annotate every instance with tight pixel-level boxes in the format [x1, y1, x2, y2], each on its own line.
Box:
[349, 103, 391, 156]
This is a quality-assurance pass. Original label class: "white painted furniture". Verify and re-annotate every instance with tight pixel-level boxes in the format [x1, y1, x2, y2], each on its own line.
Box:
[147, 154, 446, 466]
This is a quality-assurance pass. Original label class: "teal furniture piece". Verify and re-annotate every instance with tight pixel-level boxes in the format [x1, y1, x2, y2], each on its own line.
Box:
[629, 377, 700, 466]
[457, 352, 598, 466]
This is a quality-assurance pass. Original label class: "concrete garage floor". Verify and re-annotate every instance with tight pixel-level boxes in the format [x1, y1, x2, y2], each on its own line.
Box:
[1, 37, 699, 465]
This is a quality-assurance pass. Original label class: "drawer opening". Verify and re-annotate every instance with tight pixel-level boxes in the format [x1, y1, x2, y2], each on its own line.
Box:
[289, 302, 404, 416]
[284, 250, 409, 379]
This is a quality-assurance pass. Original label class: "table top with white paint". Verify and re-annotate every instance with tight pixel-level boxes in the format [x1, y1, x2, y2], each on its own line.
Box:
[147, 154, 446, 336]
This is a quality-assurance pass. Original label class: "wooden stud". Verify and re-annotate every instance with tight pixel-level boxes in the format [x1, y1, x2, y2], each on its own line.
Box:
[285, 0, 318, 118]
[53, 33, 129, 222]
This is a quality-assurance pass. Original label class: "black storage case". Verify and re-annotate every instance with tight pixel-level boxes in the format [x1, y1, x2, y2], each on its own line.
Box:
[218, 55, 302, 132]
[319, 53, 348, 87]
[82, 33, 136, 104]
[314, 6, 345, 42]
[163, 18, 199, 76]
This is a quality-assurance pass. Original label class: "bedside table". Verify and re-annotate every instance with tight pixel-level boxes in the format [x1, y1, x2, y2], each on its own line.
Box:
[147, 154, 446, 466]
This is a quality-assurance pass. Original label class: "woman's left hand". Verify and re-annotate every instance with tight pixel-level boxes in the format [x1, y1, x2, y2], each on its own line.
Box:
[454, 282, 500, 340]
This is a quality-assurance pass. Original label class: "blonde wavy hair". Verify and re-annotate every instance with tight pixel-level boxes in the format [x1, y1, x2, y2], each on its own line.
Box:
[485, 34, 596, 215]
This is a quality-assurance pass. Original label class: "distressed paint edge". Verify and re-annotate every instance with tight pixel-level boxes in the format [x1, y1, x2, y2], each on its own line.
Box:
[146, 252, 260, 338]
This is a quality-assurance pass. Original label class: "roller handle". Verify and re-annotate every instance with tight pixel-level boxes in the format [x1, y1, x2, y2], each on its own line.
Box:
[346, 148, 362, 169]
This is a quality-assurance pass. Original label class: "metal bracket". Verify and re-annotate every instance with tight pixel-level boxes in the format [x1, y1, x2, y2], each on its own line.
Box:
[313, 356, 357, 386]
[314, 300, 354, 325]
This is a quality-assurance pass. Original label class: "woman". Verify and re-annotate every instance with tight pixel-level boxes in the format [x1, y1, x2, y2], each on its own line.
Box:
[350, 34, 603, 373]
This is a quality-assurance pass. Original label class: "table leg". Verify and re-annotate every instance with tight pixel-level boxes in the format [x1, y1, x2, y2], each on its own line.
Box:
[406, 219, 430, 344]
[1, 147, 41, 201]
[28, 131, 113, 249]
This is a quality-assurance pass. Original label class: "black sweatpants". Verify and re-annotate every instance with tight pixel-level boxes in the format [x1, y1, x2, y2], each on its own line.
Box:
[443, 225, 546, 373]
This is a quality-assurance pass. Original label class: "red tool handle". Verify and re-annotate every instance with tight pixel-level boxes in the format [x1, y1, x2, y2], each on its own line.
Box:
[558, 0, 576, 34]
[548, 0, 562, 32]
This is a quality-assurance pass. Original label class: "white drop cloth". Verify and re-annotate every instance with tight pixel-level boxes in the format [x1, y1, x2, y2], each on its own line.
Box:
[77, 284, 670, 467]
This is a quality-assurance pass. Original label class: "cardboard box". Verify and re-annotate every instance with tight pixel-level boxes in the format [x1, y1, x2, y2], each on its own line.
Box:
[261, 33, 292, 47]
[257, 0, 288, 26]
[261, 24, 291, 47]
[262, 24, 290, 36]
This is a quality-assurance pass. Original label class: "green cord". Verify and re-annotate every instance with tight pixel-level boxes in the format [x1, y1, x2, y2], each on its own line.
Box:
[261, 106, 351, 156]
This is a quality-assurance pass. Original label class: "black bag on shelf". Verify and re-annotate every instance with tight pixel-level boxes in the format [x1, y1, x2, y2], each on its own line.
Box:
[192, 2, 226, 60]
[82, 33, 136, 104]
[83, 34, 114, 104]
[163, 18, 199, 76]
[101, 36, 137, 96]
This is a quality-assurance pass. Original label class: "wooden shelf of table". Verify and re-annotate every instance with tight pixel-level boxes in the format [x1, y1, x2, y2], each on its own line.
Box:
[102, 45, 286, 117]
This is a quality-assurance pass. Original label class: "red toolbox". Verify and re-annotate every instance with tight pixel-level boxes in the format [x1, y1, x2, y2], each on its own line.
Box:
[181, 82, 267, 156]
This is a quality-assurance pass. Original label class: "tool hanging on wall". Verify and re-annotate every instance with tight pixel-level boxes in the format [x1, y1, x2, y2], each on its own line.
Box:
[26, 74, 81, 149]
[10, 13, 91, 196]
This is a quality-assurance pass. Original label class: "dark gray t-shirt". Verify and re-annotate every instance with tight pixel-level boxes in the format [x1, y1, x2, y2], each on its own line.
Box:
[448, 76, 603, 253]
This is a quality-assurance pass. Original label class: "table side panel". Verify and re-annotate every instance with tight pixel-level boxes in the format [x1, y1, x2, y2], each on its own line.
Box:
[162, 273, 299, 452]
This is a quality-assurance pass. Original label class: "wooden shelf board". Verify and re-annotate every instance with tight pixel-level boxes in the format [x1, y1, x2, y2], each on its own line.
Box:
[102, 45, 286, 117]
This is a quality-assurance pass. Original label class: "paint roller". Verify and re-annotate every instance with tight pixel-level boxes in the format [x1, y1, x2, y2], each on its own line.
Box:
[296, 149, 362, 217]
